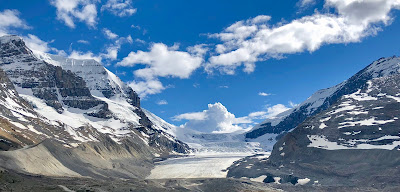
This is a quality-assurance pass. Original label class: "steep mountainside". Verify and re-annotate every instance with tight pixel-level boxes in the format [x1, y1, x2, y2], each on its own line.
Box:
[0, 68, 54, 150]
[228, 56, 400, 189]
[0, 35, 189, 179]
[247, 56, 400, 148]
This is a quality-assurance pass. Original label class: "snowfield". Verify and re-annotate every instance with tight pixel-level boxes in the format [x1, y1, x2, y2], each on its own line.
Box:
[147, 152, 252, 179]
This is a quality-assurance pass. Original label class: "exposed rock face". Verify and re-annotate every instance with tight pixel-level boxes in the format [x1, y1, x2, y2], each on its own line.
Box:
[0, 68, 45, 150]
[0, 67, 84, 151]
[0, 35, 111, 118]
[246, 56, 400, 144]
[35, 53, 140, 107]
[0, 35, 190, 179]
[229, 57, 400, 189]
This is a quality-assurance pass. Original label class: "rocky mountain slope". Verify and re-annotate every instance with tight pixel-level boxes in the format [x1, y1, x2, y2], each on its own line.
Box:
[0, 35, 189, 179]
[246, 56, 400, 149]
[228, 56, 400, 189]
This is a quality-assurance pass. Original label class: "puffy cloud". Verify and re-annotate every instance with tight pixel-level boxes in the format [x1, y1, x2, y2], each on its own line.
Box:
[0, 9, 29, 36]
[101, 35, 133, 60]
[258, 92, 271, 96]
[187, 44, 209, 57]
[102, 28, 118, 39]
[102, 46, 119, 60]
[264, 104, 290, 118]
[207, 0, 400, 74]
[156, 100, 168, 105]
[119, 43, 203, 79]
[101, 0, 137, 17]
[23, 34, 66, 56]
[172, 102, 292, 133]
[248, 111, 268, 119]
[68, 35, 132, 63]
[127, 79, 165, 97]
[173, 102, 249, 133]
[50, 0, 98, 28]
[247, 104, 290, 120]
[0, 11, 57, 55]
[23, 34, 52, 53]
[69, 50, 102, 62]
[118, 43, 205, 96]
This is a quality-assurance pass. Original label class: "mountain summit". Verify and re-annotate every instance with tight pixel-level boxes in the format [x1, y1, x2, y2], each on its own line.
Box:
[0, 35, 189, 179]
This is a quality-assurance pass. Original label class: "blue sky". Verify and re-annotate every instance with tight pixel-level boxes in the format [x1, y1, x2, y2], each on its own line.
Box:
[1, 0, 400, 133]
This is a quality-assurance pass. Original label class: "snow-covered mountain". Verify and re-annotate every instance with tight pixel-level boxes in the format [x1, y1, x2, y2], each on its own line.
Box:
[246, 56, 400, 149]
[0, 35, 189, 178]
[228, 56, 400, 188]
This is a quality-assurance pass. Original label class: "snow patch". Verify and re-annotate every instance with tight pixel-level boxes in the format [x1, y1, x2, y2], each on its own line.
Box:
[338, 117, 396, 129]
[319, 123, 327, 129]
[297, 178, 311, 185]
[250, 175, 267, 183]
[308, 135, 400, 150]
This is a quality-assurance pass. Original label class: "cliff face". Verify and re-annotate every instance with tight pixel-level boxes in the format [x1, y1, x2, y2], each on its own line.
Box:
[0, 36, 112, 117]
[35, 53, 141, 107]
[0, 35, 190, 179]
[0, 68, 46, 150]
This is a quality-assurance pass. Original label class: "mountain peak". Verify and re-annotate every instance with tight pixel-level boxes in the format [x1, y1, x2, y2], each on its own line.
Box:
[0, 35, 23, 44]
[364, 56, 400, 78]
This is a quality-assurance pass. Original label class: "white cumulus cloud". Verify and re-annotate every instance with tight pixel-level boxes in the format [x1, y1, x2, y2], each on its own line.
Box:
[69, 50, 102, 62]
[265, 104, 290, 118]
[50, 0, 98, 28]
[247, 104, 291, 120]
[206, 0, 400, 74]
[127, 79, 165, 97]
[172, 102, 292, 133]
[23, 34, 66, 56]
[23, 34, 52, 53]
[101, 0, 137, 17]
[0, 9, 29, 36]
[118, 43, 205, 97]
[173, 102, 253, 133]
[103, 28, 118, 39]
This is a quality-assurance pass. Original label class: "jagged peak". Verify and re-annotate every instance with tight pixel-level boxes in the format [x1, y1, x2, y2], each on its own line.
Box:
[34, 51, 101, 67]
[0, 35, 23, 44]
[364, 55, 400, 78]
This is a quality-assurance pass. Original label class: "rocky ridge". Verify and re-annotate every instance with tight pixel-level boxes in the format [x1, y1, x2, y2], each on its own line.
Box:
[246, 56, 400, 149]
[0, 35, 189, 179]
[229, 56, 400, 190]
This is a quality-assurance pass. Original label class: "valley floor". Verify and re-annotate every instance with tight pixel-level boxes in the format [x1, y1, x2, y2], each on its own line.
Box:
[0, 167, 279, 192]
